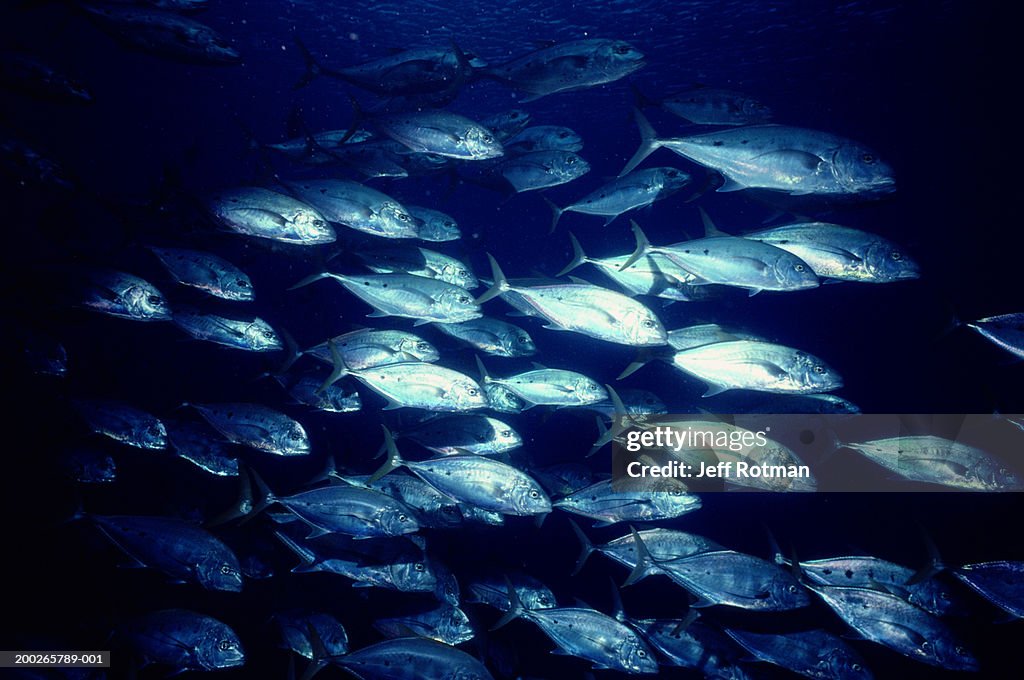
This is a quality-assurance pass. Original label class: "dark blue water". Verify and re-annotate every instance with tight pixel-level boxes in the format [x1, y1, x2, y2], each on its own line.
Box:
[4, 1, 1021, 678]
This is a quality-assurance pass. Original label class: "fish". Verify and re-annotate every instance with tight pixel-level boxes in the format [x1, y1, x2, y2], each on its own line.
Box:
[620, 218, 820, 294]
[745, 223, 920, 283]
[466, 572, 558, 611]
[669, 339, 843, 396]
[806, 584, 978, 670]
[283, 179, 420, 239]
[503, 125, 584, 154]
[271, 372, 362, 413]
[322, 343, 487, 412]
[294, 38, 474, 96]
[622, 109, 896, 196]
[259, 482, 420, 539]
[172, 308, 282, 351]
[477, 255, 668, 346]
[165, 419, 239, 477]
[634, 83, 772, 126]
[57, 448, 117, 484]
[555, 478, 701, 526]
[390, 414, 522, 456]
[79, 270, 172, 322]
[80, 5, 241, 65]
[482, 381, 529, 413]
[0, 52, 92, 103]
[558, 231, 708, 302]
[406, 205, 462, 242]
[476, 356, 607, 408]
[148, 247, 254, 300]
[119, 610, 244, 672]
[967, 313, 1024, 358]
[335, 637, 495, 680]
[207, 187, 335, 244]
[86, 515, 242, 591]
[792, 555, 960, 616]
[724, 628, 872, 680]
[493, 583, 658, 674]
[584, 389, 668, 420]
[374, 604, 475, 646]
[433, 317, 536, 357]
[341, 471, 465, 529]
[842, 435, 1024, 491]
[355, 245, 478, 289]
[273, 610, 348, 659]
[290, 271, 481, 325]
[953, 561, 1024, 618]
[498, 149, 590, 193]
[369, 109, 504, 160]
[633, 618, 752, 678]
[547, 167, 691, 230]
[482, 39, 646, 102]
[304, 329, 440, 369]
[373, 426, 551, 516]
[481, 109, 532, 141]
[74, 399, 167, 449]
[188, 402, 310, 456]
[534, 464, 596, 496]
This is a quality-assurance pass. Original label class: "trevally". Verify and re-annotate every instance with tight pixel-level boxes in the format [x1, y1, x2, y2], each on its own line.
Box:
[481, 109, 531, 141]
[724, 628, 872, 680]
[670, 339, 843, 396]
[80, 5, 241, 65]
[504, 125, 583, 155]
[622, 109, 895, 196]
[188, 402, 310, 456]
[370, 109, 503, 160]
[482, 39, 646, 102]
[374, 604, 475, 646]
[634, 83, 772, 126]
[118, 610, 244, 673]
[165, 419, 239, 477]
[406, 205, 462, 242]
[290, 271, 481, 325]
[79, 269, 171, 322]
[633, 618, 752, 678]
[477, 255, 668, 346]
[433, 317, 536, 357]
[746, 223, 920, 283]
[842, 435, 1024, 491]
[172, 308, 281, 352]
[806, 584, 978, 671]
[57, 448, 117, 484]
[547, 167, 690, 231]
[335, 637, 494, 680]
[74, 399, 167, 449]
[476, 356, 607, 408]
[355, 245, 477, 289]
[555, 478, 701, 526]
[257, 482, 420, 539]
[272, 610, 348, 660]
[207, 187, 335, 244]
[498, 149, 589, 193]
[466, 572, 557, 611]
[304, 329, 439, 369]
[390, 414, 522, 456]
[148, 246, 254, 300]
[283, 179, 419, 239]
[967, 313, 1024, 359]
[953, 561, 1024, 618]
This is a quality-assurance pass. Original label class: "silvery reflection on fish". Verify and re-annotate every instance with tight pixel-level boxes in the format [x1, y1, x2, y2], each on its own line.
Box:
[406, 205, 462, 242]
[389, 414, 522, 455]
[74, 399, 167, 449]
[374, 603, 475, 645]
[434, 317, 536, 357]
[148, 246, 254, 300]
[172, 308, 282, 351]
[188, 402, 310, 456]
[207, 187, 335, 244]
[283, 179, 420, 239]
[79, 269, 172, 322]
[356, 245, 478, 289]
[547, 166, 691, 230]
[304, 328, 439, 369]
[503, 125, 584, 154]
[118, 610, 244, 673]
[967, 313, 1024, 359]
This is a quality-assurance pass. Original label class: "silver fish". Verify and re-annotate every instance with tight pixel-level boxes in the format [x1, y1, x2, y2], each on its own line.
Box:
[283, 179, 419, 239]
[80, 270, 171, 322]
[267, 485, 419, 539]
[434, 317, 536, 357]
[374, 604, 474, 646]
[273, 610, 348, 660]
[481, 109, 532, 141]
[165, 419, 238, 477]
[499, 149, 590, 193]
[74, 399, 167, 449]
[172, 309, 282, 352]
[336, 638, 494, 680]
[291, 271, 481, 324]
[637, 84, 772, 126]
[356, 245, 478, 289]
[393, 414, 522, 455]
[623, 109, 896, 196]
[967, 313, 1024, 359]
[548, 167, 690, 230]
[467, 572, 557, 611]
[148, 247, 254, 300]
[304, 329, 439, 369]
[207, 187, 335, 244]
[189, 402, 310, 456]
[375, 110, 504, 160]
[120, 610, 244, 673]
[477, 357, 607, 407]
[953, 561, 1024, 618]
[407, 205, 462, 242]
[724, 628, 872, 680]
[504, 125, 583, 154]
[634, 618, 752, 678]
[555, 478, 701, 526]
[746, 223, 920, 283]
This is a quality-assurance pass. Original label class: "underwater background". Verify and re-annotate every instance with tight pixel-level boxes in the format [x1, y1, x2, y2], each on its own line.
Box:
[4, 1, 1022, 678]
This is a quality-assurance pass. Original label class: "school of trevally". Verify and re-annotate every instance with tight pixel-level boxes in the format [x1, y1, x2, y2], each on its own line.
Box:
[3, 1, 1022, 679]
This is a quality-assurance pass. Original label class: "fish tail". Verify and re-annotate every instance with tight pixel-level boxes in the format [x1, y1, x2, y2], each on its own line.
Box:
[474, 253, 510, 304]
[629, 81, 656, 110]
[490, 575, 526, 630]
[698, 207, 729, 237]
[474, 354, 492, 384]
[568, 518, 596, 575]
[623, 525, 656, 587]
[617, 348, 655, 380]
[276, 327, 303, 375]
[619, 108, 663, 177]
[319, 339, 350, 394]
[288, 271, 336, 291]
[273, 530, 317, 568]
[368, 425, 405, 483]
[618, 219, 652, 271]
[542, 194, 565, 233]
[340, 92, 365, 145]
[291, 35, 345, 90]
[906, 526, 948, 585]
[555, 232, 587, 277]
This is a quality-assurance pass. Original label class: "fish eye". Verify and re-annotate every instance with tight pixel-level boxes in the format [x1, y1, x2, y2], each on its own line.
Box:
[501, 430, 512, 437]
[289, 428, 302, 440]
[813, 365, 826, 374]
[218, 640, 233, 652]
[566, 156, 576, 164]
[398, 213, 410, 222]
[467, 387, 479, 396]
[642, 319, 655, 328]
[398, 513, 408, 522]
[861, 153, 876, 164]
[921, 641, 931, 649]
[614, 45, 632, 55]
[458, 295, 470, 303]
[220, 565, 233, 574]
[262, 330, 274, 339]
[529, 490, 540, 498]
[852, 664, 862, 672]
[457, 269, 467, 276]
[416, 342, 431, 351]
[794, 263, 805, 272]
[891, 251, 903, 260]
[236, 279, 250, 287]
[415, 563, 425, 572]
[517, 336, 528, 343]
[147, 295, 163, 305]
[637, 650, 646, 658]
[788, 584, 798, 593]
[956, 646, 967, 656]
